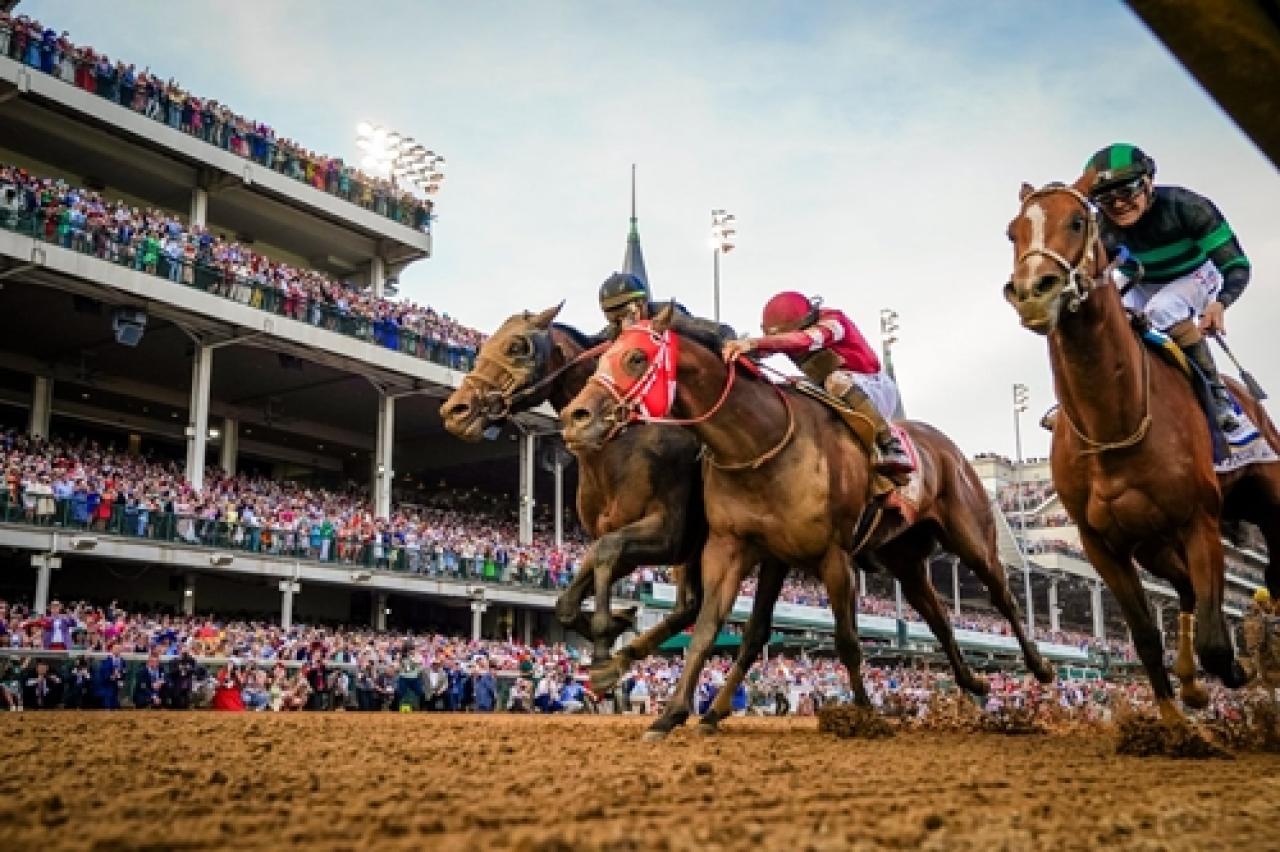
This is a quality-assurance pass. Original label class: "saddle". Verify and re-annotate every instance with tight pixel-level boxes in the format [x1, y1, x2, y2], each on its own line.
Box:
[791, 379, 919, 533]
[1133, 317, 1230, 462]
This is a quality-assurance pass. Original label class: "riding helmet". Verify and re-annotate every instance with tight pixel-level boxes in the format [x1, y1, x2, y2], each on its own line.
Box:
[762, 291, 821, 335]
[598, 272, 650, 312]
[1083, 143, 1156, 195]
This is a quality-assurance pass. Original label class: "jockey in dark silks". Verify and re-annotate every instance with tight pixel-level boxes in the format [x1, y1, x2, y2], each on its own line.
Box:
[722, 291, 914, 477]
[596, 271, 735, 342]
[1085, 143, 1250, 432]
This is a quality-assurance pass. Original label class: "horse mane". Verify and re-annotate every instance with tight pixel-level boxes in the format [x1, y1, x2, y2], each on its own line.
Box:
[550, 322, 595, 350]
[669, 316, 725, 359]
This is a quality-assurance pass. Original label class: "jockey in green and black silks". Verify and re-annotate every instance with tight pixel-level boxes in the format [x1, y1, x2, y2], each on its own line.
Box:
[1085, 143, 1251, 432]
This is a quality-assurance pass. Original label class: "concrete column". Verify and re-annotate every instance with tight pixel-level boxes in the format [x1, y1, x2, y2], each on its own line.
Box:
[279, 580, 299, 630]
[521, 608, 533, 646]
[373, 591, 388, 631]
[951, 557, 961, 617]
[518, 433, 536, 546]
[219, 417, 239, 474]
[370, 256, 386, 300]
[374, 395, 395, 519]
[1048, 578, 1060, 634]
[190, 187, 209, 229]
[893, 579, 906, 647]
[553, 451, 564, 549]
[181, 574, 196, 617]
[29, 376, 54, 440]
[858, 567, 867, 597]
[32, 553, 57, 614]
[1091, 580, 1106, 640]
[471, 600, 487, 642]
[185, 344, 213, 492]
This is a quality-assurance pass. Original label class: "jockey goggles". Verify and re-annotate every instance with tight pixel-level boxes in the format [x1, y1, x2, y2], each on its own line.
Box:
[1093, 176, 1145, 207]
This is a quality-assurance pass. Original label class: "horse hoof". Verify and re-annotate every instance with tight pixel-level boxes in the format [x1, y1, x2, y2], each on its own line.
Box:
[1180, 681, 1210, 710]
[962, 674, 990, 697]
[642, 729, 669, 743]
[1033, 661, 1056, 685]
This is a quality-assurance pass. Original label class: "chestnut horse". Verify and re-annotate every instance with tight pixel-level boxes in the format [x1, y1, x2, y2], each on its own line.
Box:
[441, 305, 708, 687]
[1004, 178, 1269, 719]
[562, 307, 1053, 739]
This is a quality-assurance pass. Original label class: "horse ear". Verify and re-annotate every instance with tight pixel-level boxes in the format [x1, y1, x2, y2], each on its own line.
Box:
[1071, 169, 1095, 197]
[652, 301, 677, 333]
[530, 301, 564, 328]
[1018, 182, 1035, 202]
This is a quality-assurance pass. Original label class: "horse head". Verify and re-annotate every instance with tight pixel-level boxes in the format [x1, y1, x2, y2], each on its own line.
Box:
[562, 303, 716, 451]
[1004, 175, 1106, 335]
[441, 302, 562, 441]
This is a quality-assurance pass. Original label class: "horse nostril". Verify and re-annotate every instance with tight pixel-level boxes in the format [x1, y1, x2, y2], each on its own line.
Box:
[1035, 274, 1060, 296]
[443, 401, 470, 420]
[569, 407, 594, 428]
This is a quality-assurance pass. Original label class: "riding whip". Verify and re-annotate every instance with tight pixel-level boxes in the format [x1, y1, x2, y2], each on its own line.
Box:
[1211, 332, 1267, 400]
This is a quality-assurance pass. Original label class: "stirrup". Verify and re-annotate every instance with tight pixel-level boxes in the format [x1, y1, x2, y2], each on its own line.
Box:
[1211, 388, 1241, 433]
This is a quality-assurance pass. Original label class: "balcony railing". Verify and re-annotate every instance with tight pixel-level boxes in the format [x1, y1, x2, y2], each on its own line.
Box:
[0, 209, 477, 371]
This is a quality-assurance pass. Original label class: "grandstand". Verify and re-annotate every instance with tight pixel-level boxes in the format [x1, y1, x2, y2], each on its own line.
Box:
[0, 32, 574, 644]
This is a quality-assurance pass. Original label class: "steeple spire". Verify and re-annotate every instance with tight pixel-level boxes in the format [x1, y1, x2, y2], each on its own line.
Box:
[622, 164, 648, 286]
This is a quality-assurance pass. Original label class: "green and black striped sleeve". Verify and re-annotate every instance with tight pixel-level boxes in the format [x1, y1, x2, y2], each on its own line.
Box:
[1175, 188, 1250, 308]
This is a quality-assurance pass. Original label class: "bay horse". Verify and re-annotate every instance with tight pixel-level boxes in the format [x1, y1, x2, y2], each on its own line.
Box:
[561, 306, 1053, 739]
[1004, 178, 1267, 720]
[441, 304, 709, 688]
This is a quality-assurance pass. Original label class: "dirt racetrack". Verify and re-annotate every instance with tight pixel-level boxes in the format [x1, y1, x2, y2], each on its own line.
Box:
[3, 713, 1279, 851]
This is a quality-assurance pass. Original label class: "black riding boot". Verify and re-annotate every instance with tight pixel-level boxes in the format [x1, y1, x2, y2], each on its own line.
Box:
[1184, 340, 1241, 433]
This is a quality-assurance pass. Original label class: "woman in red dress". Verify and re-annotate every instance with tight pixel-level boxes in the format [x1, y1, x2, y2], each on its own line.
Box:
[210, 662, 245, 711]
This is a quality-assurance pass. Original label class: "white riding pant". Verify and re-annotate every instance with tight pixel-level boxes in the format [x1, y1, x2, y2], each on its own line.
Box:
[825, 368, 901, 420]
[1118, 259, 1222, 331]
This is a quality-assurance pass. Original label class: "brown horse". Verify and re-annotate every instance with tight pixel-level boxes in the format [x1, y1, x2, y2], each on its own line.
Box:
[1004, 178, 1265, 719]
[562, 307, 1052, 738]
[440, 305, 708, 687]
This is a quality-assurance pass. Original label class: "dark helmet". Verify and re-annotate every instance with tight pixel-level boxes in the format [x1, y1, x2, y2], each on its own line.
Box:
[1083, 143, 1156, 196]
[598, 272, 650, 312]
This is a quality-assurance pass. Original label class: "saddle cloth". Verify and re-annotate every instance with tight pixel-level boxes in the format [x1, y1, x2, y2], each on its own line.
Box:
[1140, 328, 1279, 473]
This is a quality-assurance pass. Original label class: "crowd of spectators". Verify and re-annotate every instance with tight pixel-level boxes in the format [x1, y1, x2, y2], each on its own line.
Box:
[1, 598, 1154, 718]
[0, 12, 433, 231]
[998, 479, 1057, 513]
[0, 163, 483, 370]
[1, 429, 589, 590]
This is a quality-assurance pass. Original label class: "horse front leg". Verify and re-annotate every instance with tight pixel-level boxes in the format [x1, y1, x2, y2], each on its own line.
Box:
[592, 559, 704, 694]
[1184, 512, 1248, 688]
[584, 513, 683, 676]
[1082, 531, 1182, 722]
[645, 532, 751, 741]
[1135, 542, 1209, 709]
[821, 547, 872, 707]
[698, 557, 787, 734]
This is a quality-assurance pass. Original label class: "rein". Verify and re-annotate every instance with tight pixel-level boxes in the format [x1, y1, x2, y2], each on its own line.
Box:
[464, 332, 610, 419]
[1022, 183, 1153, 455]
[589, 329, 797, 471]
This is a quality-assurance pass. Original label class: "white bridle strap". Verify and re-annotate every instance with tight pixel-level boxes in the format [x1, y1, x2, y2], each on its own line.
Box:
[1016, 184, 1102, 312]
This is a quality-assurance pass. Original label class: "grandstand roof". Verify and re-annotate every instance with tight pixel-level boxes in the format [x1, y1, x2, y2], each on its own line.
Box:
[1127, 0, 1280, 168]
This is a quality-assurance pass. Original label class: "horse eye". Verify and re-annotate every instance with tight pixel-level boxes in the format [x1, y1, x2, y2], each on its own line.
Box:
[1069, 216, 1084, 232]
[506, 337, 528, 356]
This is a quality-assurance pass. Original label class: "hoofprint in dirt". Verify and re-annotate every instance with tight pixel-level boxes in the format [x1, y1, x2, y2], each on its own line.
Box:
[2, 714, 1278, 851]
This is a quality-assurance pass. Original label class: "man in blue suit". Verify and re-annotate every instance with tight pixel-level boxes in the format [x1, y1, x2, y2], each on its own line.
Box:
[132, 654, 166, 709]
[95, 644, 126, 710]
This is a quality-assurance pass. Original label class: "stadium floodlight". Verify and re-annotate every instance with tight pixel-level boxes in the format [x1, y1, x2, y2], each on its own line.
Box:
[710, 209, 736, 323]
[880, 309, 900, 349]
[355, 122, 446, 197]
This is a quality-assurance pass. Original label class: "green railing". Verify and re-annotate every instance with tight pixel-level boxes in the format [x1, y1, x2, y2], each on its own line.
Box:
[0, 208, 476, 371]
[0, 493, 612, 597]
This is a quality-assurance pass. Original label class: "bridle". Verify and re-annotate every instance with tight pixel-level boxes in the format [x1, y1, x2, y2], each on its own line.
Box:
[1018, 184, 1152, 454]
[1015, 183, 1102, 314]
[460, 326, 608, 422]
[588, 323, 796, 470]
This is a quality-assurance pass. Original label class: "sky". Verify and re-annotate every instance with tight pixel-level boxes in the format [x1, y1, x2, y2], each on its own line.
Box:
[21, 0, 1280, 459]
